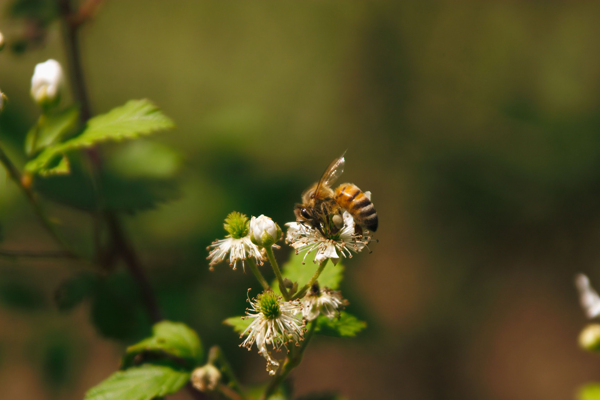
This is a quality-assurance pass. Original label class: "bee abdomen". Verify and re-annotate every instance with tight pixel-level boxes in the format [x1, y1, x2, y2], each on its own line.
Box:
[335, 183, 378, 232]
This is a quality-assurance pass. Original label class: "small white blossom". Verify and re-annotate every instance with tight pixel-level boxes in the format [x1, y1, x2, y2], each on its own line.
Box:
[301, 284, 345, 321]
[576, 273, 600, 319]
[31, 59, 64, 106]
[207, 236, 262, 271]
[286, 211, 372, 265]
[240, 291, 304, 375]
[250, 215, 282, 247]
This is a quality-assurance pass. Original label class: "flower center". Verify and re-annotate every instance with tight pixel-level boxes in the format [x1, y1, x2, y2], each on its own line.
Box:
[224, 211, 250, 239]
[257, 291, 281, 320]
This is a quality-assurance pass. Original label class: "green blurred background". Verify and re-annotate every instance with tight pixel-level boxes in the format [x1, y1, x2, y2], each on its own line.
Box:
[2, 1, 600, 399]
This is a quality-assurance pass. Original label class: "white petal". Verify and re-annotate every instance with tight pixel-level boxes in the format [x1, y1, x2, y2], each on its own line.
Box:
[576, 273, 600, 319]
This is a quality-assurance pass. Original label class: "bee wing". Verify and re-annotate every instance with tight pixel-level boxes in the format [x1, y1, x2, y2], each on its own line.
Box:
[575, 273, 600, 319]
[314, 155, 345, 197]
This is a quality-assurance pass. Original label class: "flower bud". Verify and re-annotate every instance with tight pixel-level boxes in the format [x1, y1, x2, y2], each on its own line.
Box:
[31, 59, 64, 107]
[0, 32, 5, 51]
[0, 90, 6, 112]
[250, 215, 282, 247]
[191, 364, 221, 392]
[579, 324, 600, 352]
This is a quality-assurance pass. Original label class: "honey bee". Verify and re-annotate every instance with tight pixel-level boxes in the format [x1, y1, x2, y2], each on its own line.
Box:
[294, 154, 378, 235]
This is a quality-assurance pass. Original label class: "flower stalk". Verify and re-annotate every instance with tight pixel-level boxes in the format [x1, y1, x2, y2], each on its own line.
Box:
[265, 246, 290, 300]
[247, 258, 270, 291]
[293, 259, 329, 300]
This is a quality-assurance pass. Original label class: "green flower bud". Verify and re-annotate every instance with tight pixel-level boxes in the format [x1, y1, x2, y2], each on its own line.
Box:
[579, 324, 600, 352]
[191, 364, 221, 392]
[250, 215, 282, 247]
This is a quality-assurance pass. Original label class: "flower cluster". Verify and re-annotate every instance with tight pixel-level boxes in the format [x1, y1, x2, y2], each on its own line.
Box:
[286, 211, 372, 265]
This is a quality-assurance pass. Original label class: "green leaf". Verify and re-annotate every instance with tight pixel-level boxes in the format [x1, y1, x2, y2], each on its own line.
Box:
[272, 254, 344, 295]
[25, 107, 80, 156]
[124, 321, 203, 368]
[223, 316, 251, 335]
[580, 384, 600, 400]
[314, 312, 366, 337]
[26, 99, 175, 174]
[54, 272, 99, 312]
[84, 364, 189, 400]
[33, 143, 182, 213]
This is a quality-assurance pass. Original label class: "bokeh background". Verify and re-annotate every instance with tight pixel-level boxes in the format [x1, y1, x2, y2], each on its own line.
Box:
[2, 1, 600, 399]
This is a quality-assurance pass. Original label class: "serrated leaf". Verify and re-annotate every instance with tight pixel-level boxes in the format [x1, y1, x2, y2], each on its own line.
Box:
[224, 316, 251, 335]
[54, 272, 99, 312]
[25, 107, 80, 156]
[580, 384, 600, 400]
[84, 364, 189, 400]
[26, 99, 174, 174]
[314, 312, 366, 337]
[124, 321, 203, 368]
[272, 254, 344, 295]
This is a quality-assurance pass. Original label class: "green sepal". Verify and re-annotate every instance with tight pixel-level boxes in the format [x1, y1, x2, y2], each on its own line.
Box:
[25, 106, 80, 156]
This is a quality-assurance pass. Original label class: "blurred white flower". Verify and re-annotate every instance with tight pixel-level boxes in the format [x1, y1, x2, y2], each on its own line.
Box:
[191, 364, 221, 392]
[31, 59, 64, 106]
[250, 215, 282, 247]
[0, 32, 4, 51]
[286, 211, 371, 265]
[240, 291, 304, 375]
[301, 283, 345, 321]
[576, 273, 600, 319]
[207, 212, 263, 271]
[0, 89, 6, 112]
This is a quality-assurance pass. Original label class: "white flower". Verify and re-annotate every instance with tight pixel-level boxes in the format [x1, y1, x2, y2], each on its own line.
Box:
[240, 291, 304, 375]
[250, 215, 282, 247]
[286, 211, 372, 265]
[207, 236, 262, 271]
[301, 284, 345, 321]
[0, 32, 4, 51]
[576, 273, 600, 319]
[31, 59, 64, 106]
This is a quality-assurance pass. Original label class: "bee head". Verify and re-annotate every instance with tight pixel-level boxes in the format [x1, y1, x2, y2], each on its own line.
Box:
[294, 205, 313, 222]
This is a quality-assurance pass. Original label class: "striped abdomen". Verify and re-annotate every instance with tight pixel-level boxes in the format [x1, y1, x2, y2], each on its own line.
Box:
[335, 183, 378, 232]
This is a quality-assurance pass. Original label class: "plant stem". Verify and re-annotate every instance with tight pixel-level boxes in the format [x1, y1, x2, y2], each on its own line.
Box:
[247, 258, 270, 291]
[57, 0, 92, 122]
[260, 320, 317, 400]
[208, 346, 244, 395]
[0, 144, 79, 259]
[106, 213, 162, 322]
[264, 246, 289, 300]
[293, 259, 329, 300]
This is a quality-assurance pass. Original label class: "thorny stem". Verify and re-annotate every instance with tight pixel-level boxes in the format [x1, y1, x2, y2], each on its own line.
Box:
[208, 346, 244, 395]
[247, 258, 270, 291]
[260, 320, 317, 400]
[265, 246, 289, 300]
[0, 144, 79, 259]
[293, 259, 329, 300]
